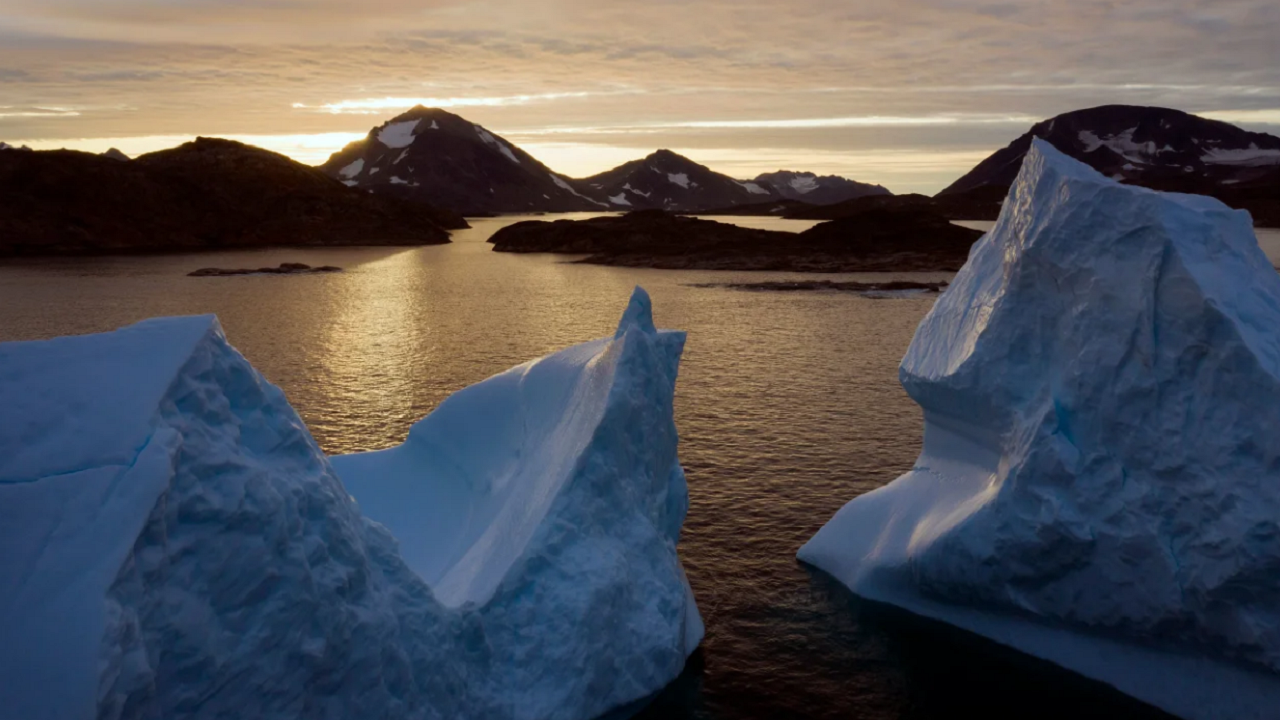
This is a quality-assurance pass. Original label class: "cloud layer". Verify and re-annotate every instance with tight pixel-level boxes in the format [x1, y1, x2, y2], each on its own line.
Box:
[2, 0, 1276, 192]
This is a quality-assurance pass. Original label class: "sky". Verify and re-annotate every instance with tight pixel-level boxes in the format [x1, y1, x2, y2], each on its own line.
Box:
[1, 0, 1277, 193]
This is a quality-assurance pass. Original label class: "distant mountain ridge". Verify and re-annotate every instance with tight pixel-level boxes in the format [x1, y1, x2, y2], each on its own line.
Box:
[319, 106, 605, 215]
[940, 105, 1280, 225]
[579, 149, 782, 212]
[0, 137, 460, 256]
[322, 108, 892, 215]
[753, 170, 890, 204]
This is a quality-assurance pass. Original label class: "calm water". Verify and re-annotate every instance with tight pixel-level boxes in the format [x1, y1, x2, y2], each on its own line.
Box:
[0, 214, 1198, 719]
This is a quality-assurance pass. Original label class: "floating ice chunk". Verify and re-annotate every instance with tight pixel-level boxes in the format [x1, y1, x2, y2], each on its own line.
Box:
[377, 119, 420, 149]
[1, 290, 701, 720]
[800, 139, 1280, 720]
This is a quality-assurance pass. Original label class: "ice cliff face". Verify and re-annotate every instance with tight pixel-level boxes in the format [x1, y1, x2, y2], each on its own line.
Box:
[331, 285, 703, 713]
[0, 287, 699, 720]
[800, 140, 1280, 719]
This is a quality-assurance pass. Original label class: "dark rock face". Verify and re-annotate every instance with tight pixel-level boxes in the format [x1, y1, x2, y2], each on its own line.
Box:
[688, 199, 817, 217]
[319, 106, 606, 215]
[488, 208, 983, 272]
[579, 150, 780, 212]
[188, 262, 342, 277]
[0, 138, 461, 256]
[753, 170, 891, 204]
[786, 188, 1007, 223]
[939, 105, 1280, 226]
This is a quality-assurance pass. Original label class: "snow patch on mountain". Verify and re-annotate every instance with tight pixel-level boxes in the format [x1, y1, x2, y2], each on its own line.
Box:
[551, 173, 608, 207]
[735, 181, 770, 195]
[1078, 128, 1157, 164]
[475, 125, 521, 165]
[338, 158, 364, 179]
[609, 193, 631, 206]
[1202, 145, 1280, 166]
[667, 173, 690, 189]
[377, 119, 420, 149]
[789, 175, 819, 194]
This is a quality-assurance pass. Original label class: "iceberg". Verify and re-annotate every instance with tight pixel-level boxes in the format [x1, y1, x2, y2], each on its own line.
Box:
[0, 287, 700, 720]
[799, 140, 1280, 720]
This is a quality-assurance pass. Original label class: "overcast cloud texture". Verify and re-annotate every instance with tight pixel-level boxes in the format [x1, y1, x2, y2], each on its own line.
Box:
[2, 0, 1277, 192]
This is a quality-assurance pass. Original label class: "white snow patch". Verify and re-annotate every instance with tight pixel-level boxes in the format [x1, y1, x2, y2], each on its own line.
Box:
[551, 173, 608, 207]
[736, 181, 771, 195]
[394, 149, 410, 164]
[389, 176, 416, 186]
[788, 175, 819, 194]
[475, 125, 521, 165]
[342, 179, 359, 187]
[338, 158, 365, 179]
[1201, 146, 1280, 166]
[377, 119, 420, 149]
[623, 183, 652, 198]
[800, 140, 1280, 720]
[1078, 127, 1157, 164]
[667, 173, 690, 189]
[608, 193, 632, 206]
[430, 120, 439, 130]
[368, 166, 380, 175]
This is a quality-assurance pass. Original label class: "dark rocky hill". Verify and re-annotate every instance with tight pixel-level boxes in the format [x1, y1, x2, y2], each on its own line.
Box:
[319, 106, 606, 215]
[940, 105, 1280, 225]
[579, 150, 779, 212]
[753, 170, 890, 204]
[488, 208, 982, 272]
[0, 138, 460, 256]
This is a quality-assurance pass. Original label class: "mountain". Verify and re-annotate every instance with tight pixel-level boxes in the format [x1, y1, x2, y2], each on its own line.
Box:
[786, 186, 1007, 223]
[101, 147, 130, 161]
[0, 137, 461, 256]
[753, 170, 890, 204]
[579, 149, 779, 212]
[939, 105, 1280, 225]
[319, 106, 605, 215]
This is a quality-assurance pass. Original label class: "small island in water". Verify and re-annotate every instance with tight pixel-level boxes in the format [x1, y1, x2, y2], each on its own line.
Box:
[488, 208, 985, 272]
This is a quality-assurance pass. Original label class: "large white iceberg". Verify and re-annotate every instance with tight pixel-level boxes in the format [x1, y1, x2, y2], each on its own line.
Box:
[799, 140, 1280, 720]
[0, 287, 701, 720]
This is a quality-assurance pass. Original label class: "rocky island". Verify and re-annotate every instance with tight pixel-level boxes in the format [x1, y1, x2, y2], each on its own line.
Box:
[0, 138, 465, 257]
[488, 208, 984, 272]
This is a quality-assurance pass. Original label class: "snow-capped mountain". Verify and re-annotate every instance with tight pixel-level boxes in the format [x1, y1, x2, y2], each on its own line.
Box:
[941, 105, 1280, 197]
[580, 149, 780, 212]
[320, 106, 606, 215]
[753, 170, 890, 204]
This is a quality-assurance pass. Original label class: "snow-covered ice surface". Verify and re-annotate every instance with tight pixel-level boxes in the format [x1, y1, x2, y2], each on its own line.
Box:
[0, 288, 701, 720]
[799, 139, 1280, 720]
[377, 119, 420, 149]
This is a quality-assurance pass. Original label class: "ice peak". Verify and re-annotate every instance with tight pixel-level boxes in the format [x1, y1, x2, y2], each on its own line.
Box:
[615, 286, 656, 338]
